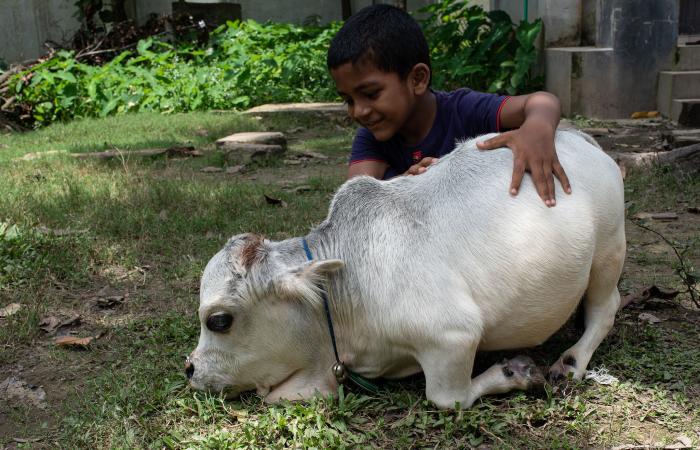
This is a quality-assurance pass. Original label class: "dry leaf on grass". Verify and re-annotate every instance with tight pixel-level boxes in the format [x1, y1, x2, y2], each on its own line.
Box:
[620, 285, 680, 309]
[0, 303, 21, 318]
[38, 316, 61, 333]
[264, 194, 288, 208]
[638, 312, 662, 324]
[200, 166, 223, 173]
[55, 335, 94, 347]
[96, 295, 125, 308]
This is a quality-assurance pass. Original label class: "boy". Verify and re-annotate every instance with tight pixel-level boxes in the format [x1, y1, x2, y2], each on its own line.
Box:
[327, 4, 570, 207]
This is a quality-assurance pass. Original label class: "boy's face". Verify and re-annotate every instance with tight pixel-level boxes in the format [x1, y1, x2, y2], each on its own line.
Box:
[331, 60, 415, 142]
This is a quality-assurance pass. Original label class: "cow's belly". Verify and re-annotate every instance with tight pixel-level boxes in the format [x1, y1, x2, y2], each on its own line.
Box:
[477, 288, 585, 351]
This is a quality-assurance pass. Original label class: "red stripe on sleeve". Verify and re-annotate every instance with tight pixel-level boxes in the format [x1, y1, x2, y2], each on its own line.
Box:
[496, 96, 511, 132]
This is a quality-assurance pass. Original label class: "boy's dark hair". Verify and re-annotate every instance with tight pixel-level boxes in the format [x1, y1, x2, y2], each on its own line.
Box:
[327, 4, 430, 79]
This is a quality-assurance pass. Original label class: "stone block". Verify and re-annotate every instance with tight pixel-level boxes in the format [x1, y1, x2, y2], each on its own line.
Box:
[217, 131, 287, 164]
[221, 143, 285, 165]
[217, 131, 287, 148]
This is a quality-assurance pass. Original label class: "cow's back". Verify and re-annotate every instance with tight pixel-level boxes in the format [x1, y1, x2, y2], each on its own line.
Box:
[324, 130, 624, 351]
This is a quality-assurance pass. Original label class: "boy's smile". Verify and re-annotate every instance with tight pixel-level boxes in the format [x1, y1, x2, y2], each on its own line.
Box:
[331, 60, 435, 144]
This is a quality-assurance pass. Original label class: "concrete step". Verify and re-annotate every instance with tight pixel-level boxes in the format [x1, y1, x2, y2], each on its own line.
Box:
[671, 99, 700, 127]
[657, 71, 700, 116]
[666, 45, 700, 71]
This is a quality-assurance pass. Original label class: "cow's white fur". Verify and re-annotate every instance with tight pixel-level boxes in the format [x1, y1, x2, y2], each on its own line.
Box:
[188, 130, 625, 409]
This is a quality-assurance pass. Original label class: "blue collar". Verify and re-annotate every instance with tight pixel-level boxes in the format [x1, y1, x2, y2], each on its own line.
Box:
[301, 237, 379, 393]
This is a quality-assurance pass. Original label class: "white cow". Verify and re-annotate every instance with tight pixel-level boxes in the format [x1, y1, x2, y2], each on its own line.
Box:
[187, 130, 625, 409]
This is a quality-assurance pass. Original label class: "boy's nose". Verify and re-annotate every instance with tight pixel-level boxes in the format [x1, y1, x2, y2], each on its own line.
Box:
[351, 102, 371, 122]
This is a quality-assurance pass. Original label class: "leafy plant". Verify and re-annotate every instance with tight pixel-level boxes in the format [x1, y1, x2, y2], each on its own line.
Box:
[11, 20, 341, 126]
[10, 1, 543, 127]
[419, 0, 542, 94]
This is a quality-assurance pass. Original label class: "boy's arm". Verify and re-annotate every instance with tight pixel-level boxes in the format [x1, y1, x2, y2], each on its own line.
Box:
[477, 91, 571, 207]
[348, 160, 389, 179]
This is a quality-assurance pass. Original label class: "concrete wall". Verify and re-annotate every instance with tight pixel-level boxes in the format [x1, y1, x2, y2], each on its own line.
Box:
[546, 0, 679, 118]
[0, 0, 81, 64]
[130, 0, 434, 26]
[0, 0, 434, 64]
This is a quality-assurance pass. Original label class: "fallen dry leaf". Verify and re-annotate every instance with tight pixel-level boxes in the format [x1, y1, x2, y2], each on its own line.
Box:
[619, 285, 680, 309]
[0, 302, 21, 318]
[264, 194, 288, 208]
[55, 335, 94, 347]
[38, 316, 61, 333]
[96, 295, 125, 308]
[630, 110, 660, 119]
[638, 312, 662, 324]
[200, 166, 223, 173]
[40, 314, 81, 334]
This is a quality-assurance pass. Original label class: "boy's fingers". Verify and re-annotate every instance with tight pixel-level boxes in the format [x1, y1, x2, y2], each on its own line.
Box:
[531, 164, 549, 205]
[544, 164, 556, 205]
[510, 158, 526, 195]
[477, 134, 508, 150]
[553, 160, 572, 194]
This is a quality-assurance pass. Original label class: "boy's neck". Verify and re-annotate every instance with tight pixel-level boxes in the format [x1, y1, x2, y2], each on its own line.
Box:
[398, 90, 437, 146]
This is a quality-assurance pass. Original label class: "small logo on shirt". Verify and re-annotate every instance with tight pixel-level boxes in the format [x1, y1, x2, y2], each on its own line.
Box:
[412, 150, 423, 163]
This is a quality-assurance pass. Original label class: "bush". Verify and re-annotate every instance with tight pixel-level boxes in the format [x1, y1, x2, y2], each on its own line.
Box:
[420, 0, 542, 94]
[10, 1, 542, 127]
[12, 20, 340, 126]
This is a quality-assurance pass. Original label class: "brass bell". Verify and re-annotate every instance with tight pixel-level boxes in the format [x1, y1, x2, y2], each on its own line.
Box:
[332, 362, 348, 383]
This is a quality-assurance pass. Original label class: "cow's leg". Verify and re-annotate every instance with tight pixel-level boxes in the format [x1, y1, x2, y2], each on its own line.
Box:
[419, 344, 544, 409]
[549, 243, 624, 380]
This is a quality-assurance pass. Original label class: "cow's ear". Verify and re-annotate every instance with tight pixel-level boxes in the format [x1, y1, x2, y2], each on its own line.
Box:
[228, 234, 267, 274]
[273, 259, 344, 305]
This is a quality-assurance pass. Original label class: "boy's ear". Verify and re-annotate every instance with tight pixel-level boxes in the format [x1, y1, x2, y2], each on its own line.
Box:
[409, 63, 431, 95]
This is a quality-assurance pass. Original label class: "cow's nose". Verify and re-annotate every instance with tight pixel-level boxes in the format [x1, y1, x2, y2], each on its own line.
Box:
[185, 359, 194, 379]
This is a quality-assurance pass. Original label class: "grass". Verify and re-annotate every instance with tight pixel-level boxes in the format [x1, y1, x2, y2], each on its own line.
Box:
[1, 111, 699, 449]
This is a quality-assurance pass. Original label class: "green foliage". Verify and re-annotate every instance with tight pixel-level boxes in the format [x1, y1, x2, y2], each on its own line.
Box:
[12, 20, 340, 126]
[420, 0, 542, 94]
[11, 1, 544, 127]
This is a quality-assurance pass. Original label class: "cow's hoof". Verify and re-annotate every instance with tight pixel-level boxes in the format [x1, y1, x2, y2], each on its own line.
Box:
[548, 355, 578, 382]
[501, 355, 545, 391]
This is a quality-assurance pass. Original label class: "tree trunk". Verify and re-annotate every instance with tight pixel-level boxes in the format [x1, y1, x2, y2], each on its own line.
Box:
[611, 144, 700, 174]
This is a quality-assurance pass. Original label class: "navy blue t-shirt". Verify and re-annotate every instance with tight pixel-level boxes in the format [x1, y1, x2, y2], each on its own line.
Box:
[350, 88, 509, 179]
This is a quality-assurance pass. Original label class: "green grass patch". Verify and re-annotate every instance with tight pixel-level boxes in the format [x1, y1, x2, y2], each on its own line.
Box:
[0, 113, 698, 448]
[0, 111, 260, 161]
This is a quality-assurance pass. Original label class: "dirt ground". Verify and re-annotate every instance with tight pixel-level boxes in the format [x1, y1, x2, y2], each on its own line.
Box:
[1, 112, 699, 448]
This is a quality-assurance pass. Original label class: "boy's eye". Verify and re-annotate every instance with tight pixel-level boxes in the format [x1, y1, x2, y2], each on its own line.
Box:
[365, 91, 380, 99]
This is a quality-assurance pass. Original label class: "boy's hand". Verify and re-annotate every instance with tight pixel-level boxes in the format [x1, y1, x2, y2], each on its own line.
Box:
[477, 119, 570, 207]
[404, 157, 438, 176]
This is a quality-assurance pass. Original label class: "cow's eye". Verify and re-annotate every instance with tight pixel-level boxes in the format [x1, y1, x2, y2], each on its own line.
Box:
[206, 312, 233, 332]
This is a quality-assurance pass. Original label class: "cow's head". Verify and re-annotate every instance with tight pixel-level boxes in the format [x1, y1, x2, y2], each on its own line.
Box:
[186, 233, 343, 401]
